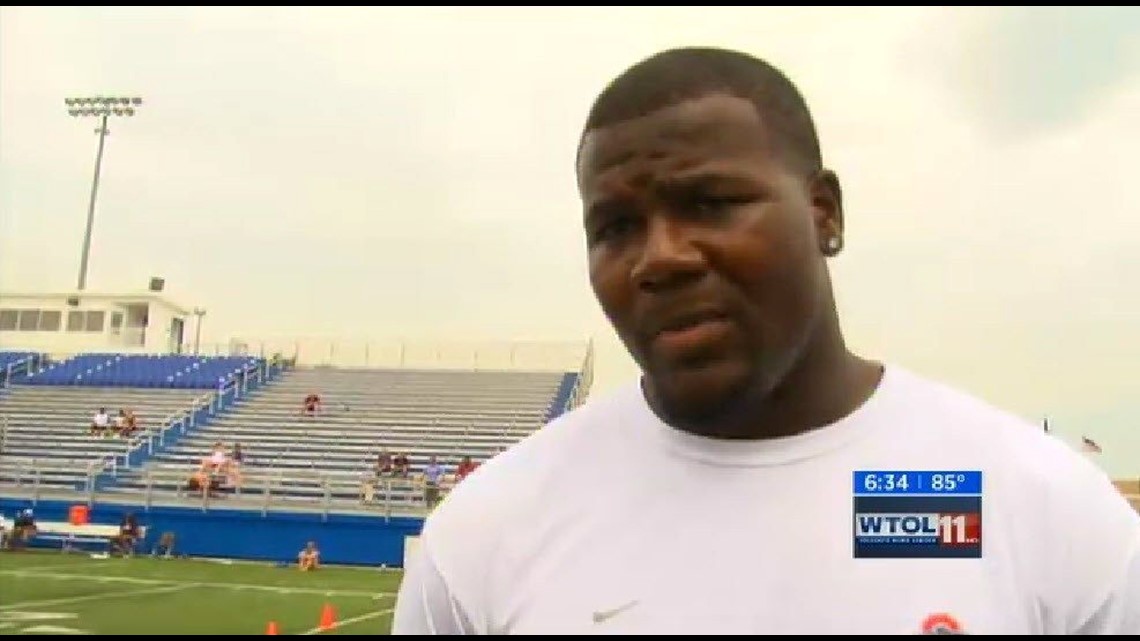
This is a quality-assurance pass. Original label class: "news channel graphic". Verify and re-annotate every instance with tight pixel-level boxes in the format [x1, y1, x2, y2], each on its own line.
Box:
[852, 471, 983, 559]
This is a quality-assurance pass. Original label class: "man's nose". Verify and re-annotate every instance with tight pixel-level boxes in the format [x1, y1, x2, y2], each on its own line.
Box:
[630, 215, 706, 292]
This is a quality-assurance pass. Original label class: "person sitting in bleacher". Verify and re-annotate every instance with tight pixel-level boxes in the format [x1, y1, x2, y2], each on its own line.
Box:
[393, 452, 411, 478]
[89, 407, 111, 437]
[206, 441, 240, 486]
[375, 450, 394, 477]
[208, 441, 228, 469]
[228, 443, 245, 489]
[186, 462, 213, 498]
[186, 454, 226, 499]
[119, 409, 139, 438]
[301, 392, 322, 417]
[360, 450, 394, 504]
[112, 409, 128, 437]
[112, 406, 137, 435]
[205, 443, 234, 492]
[421, 456, 446, 510]
[456, 455, 479, 482]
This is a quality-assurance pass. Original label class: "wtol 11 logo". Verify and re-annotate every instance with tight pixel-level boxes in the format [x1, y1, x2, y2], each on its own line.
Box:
[853, 471, 983, 559]
[854, 513, 981, 545]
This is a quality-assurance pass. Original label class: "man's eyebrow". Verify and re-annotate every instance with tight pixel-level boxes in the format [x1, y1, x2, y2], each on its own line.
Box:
[655, 170, 759, 194]
[584, 196, 633, 227]
[584, 171, 763, 223]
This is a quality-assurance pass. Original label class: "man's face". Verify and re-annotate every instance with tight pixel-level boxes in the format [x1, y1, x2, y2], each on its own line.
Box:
[578, 93, 837, 427]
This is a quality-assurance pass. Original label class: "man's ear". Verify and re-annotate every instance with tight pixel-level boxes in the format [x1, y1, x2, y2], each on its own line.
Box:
[811, 169, 844, 257]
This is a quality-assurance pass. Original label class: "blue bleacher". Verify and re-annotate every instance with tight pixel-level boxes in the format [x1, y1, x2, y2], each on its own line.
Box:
[0, 351, 37, 371]
[0, 351, 39, 386]
[17, 353, 265, 389]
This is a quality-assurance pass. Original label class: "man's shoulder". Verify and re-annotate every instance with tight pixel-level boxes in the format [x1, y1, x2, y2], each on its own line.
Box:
[886, 365, 1050, 444]
[897, 364, 1140, 613]
[420, 381, 642, 541]
[886, 366, 1119, 503]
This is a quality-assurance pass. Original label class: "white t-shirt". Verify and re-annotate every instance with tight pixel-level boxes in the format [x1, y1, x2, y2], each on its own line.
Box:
[92, 412, 109, 427]
[392, 365, 1140, 635]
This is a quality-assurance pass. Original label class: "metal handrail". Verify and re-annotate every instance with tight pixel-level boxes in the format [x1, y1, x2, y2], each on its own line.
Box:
[122, 365, 263, 472]
[0, 455, 460, 519]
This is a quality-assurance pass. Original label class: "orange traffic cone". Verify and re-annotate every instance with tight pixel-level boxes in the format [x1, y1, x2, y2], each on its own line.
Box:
[265, 621, 279, 635]
[319, 603, 337, 631]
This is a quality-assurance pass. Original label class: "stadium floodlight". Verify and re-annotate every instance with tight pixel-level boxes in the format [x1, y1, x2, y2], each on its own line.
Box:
[63, 95, 144, 291]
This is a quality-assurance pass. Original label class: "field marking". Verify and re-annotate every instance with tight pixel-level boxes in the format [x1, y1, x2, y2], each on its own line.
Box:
[0, 583, 195, 611]
[17, 624, 87, 635]
[0, 612, 77, 625]
[0, 569, 393, 599]
[0, 561, 104, 574]
[300, 608, 395, 635]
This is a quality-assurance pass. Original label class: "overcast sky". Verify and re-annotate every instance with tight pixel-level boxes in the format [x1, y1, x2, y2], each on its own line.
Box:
[1, 7, 1137, 474]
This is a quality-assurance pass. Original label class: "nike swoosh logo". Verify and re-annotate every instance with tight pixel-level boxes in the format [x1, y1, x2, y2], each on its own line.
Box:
[592, 600, 640, 624]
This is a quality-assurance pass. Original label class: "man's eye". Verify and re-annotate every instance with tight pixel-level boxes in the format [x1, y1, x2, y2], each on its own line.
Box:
[688, 195, 753, 216]
[592, 217, 639, 244]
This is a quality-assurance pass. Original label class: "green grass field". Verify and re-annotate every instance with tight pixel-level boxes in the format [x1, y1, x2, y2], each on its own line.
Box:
[0, 550, 401, 635]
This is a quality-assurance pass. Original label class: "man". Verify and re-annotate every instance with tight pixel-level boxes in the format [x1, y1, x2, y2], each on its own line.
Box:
[9, 509, 36, 550]
[302, 392, 321, 417]
[362, 450, 395, 504]
[123, 409, 139, 437]
[455, 455, 478, 483]
[421, 456, 446, 511]
[393, 452, 411, 478]
[393, 47, 1140, 634]
[112, 409, 127, 437]
[112, 512, 141, 557]
[89, 407, 110, 437]
[298, 541, 320, 571]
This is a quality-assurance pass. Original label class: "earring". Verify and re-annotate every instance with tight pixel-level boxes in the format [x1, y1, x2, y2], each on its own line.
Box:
[825, 235, 843, 255]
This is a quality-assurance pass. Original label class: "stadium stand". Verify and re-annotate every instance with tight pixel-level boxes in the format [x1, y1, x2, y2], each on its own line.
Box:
[18, 352, 263, 389]
[105, 366, 571, 512]
[0, 352, 271, 496]
[0, 384, 206, 493]
[0, 350, 39, 386]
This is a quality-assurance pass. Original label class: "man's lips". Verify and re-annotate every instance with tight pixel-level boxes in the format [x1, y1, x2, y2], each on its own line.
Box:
[646, 307, 734, 355]
[649, 308, 729, 337]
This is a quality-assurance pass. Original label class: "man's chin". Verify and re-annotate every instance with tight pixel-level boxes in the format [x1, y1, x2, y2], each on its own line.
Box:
[642, 357, 754, 430]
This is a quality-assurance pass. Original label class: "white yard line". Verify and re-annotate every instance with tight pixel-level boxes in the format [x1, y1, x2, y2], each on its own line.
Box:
[0, 583, 195, 610]
[300, 608, 395, 635]
[0, 560, 103, 574]
[0, 569, 392, 598]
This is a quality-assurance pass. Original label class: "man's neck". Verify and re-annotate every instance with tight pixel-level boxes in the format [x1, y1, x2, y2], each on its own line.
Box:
[685, 320, 883, 441]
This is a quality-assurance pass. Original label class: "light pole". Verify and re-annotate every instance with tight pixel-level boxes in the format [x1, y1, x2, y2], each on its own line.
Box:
[65, 95, 143, 291]
[193, 308, 207, 355]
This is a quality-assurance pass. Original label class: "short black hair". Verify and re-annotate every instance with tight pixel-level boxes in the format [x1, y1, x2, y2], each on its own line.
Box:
[581, 47, 822, 175]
